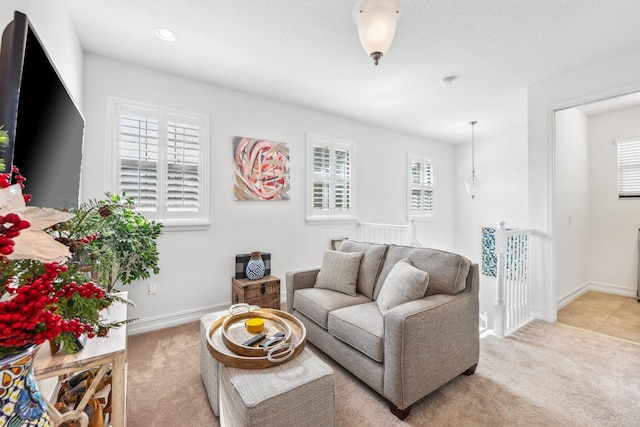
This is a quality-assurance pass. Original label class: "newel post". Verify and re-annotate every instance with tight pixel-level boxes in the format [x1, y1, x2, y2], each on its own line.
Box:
[494, 221, 507, 337]
[408, 219, 416, 246]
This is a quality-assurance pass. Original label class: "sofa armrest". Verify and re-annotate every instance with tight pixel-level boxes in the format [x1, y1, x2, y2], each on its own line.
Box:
[383, 264, 480, 410]
[285, 267, 320, 314]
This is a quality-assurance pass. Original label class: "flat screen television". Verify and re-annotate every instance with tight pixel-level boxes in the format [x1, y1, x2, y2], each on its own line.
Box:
[0, 11, 84, 209]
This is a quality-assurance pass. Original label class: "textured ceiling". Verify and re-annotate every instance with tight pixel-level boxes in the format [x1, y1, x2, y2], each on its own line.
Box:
[62, 0, 640, 143]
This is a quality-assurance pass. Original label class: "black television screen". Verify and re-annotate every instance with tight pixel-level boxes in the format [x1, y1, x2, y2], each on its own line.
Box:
[0, 11, 84, 209]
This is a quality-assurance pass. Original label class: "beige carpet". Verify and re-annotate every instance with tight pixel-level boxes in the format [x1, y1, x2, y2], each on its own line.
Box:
[126, 320, 640, 426]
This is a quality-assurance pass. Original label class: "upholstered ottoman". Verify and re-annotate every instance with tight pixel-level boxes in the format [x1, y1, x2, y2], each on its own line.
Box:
[219, 348, 335, 427]
[200, 311, 335, 426]
[200, 310, 227, 416]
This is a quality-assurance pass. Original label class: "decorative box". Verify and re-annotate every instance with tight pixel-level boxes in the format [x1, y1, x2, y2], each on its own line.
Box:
[231, 275, 280, 309]
[235, 252, 271, 279]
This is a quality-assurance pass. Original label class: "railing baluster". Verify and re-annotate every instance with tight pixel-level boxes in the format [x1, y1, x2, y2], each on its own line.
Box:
[494, 222, 507, 337]
[495, 222, 531, 337]
[356, 222, 419, 247]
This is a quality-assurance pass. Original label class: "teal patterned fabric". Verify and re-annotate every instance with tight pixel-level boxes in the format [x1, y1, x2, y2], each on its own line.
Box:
[482, 227, 528, 279]
[482, 227, 497, 277]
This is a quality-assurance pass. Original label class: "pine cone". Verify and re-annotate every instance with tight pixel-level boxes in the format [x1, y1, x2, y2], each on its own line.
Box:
[98, 206, 112, 218]
[56, 237, 73, 247]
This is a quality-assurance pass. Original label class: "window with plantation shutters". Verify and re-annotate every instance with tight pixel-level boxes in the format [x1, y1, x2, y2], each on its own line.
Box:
[617, 138, 640, 198]
[306, 133, 356, 223]
[408, 154, 434, 217]
[111, 98, 209, 228]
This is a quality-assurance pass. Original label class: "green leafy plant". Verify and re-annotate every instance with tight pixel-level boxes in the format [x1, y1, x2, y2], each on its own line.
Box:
[0, 126, 8, 172]
[0, 171, 131, 356]
[50, 193, 163, 292]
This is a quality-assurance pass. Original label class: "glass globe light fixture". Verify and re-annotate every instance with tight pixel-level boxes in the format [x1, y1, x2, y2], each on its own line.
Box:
[353, 0, 402, 65]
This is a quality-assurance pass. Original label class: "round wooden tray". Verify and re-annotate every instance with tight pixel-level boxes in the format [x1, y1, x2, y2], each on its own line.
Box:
[221, 309, 292, 357]
[207, 308, 307, 369]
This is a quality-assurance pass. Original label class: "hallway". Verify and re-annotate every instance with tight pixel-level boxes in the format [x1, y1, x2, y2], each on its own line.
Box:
[557, 291, 640, 344]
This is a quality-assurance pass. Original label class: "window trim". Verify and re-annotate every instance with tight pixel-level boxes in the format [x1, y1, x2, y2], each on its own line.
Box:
[305, 133, 357, 224]
[407, 153, 435, 219]
[107, 96, 210, 230]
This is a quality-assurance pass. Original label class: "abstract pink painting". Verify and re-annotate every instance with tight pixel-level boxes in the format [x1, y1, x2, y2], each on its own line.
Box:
[233, 136, 290, 201]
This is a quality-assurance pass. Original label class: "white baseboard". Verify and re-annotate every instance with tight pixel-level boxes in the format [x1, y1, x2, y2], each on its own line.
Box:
[529, 307, 552, 322]
[588, 281, 636, 298]
[127, 303, 229, 335]
[556, 281, 637, 311]
[127, 294, 289, 335]
[556, 282, 590, 310]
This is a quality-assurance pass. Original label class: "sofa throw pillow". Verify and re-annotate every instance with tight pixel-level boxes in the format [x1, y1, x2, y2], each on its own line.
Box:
[314, 250, 364, 296]
[376, 258, 429, 315]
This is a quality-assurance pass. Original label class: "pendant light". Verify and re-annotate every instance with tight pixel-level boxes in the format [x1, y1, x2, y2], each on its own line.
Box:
[465, 121, 479, 199]
[353, 0, 402, 65]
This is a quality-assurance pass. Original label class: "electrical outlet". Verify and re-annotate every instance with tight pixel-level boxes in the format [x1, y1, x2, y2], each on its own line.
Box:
[148, 282, 157, 295]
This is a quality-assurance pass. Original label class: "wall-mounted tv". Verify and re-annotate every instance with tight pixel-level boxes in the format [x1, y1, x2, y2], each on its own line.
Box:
[0, 11, 84, 209]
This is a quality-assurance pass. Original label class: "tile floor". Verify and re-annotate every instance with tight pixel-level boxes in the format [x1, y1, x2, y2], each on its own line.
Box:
[557, 290, 640, 344]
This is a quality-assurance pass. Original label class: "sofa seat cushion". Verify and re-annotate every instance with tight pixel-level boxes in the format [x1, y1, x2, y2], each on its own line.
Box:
[328, 302, 384, 363]
[293, 287, 371, 329]
[337, 240, 388, 299]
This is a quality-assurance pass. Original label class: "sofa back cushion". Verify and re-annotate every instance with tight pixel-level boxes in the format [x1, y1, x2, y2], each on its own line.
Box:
[338, 240, 388, 299]
[373, 245, 471, 299]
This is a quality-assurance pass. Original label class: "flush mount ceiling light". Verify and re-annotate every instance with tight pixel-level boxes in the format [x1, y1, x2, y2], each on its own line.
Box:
[154, 27, 176, 42]
[353, 0, 402, 65]
[465, 121, 479, 199]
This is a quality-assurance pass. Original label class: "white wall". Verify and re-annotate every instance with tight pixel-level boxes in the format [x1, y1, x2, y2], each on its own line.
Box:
[586, 106, 640, 296]
[82, 54, 456, 333]
[0, 1, 83, 105]
[554, 108, 590, 305]
[453, 101, 529, 329]
[528, 49, 640, 321]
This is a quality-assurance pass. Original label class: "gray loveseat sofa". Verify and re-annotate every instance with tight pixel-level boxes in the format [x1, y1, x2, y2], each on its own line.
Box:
[286, 240, 479, 419]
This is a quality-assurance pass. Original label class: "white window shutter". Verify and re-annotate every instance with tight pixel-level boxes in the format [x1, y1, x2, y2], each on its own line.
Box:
[312, 145, 331, 211]
[411, 160, 421, 185]
[334, 146, 351, 212]
[424, 162, 433, 186]
[306, 134, 356, 222]
[166, 115, 201, 211]
[618, 138, 640, 197]
[118, 108, 160, 210]
[408, 154, 435, 217]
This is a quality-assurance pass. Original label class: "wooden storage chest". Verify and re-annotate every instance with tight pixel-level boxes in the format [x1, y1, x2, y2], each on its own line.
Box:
[231, 275, 281, 309]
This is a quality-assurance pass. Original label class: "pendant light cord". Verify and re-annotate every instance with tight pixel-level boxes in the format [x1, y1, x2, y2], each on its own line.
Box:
[469, 121, 477, 178]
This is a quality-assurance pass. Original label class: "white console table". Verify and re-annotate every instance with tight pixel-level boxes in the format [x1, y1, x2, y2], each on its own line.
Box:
[34, 292, 128, 427]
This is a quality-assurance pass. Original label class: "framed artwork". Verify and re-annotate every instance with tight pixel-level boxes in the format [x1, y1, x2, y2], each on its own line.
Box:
[233, 136, 290, 201]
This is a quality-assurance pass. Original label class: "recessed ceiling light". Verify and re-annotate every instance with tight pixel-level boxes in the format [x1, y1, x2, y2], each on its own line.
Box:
[441, 75, 458, 86]
[155, 27, 176, 42]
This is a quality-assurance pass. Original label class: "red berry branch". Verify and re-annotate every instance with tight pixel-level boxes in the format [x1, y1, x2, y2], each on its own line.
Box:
[0, 167, 120, 357]
[0, 262, 108, 349]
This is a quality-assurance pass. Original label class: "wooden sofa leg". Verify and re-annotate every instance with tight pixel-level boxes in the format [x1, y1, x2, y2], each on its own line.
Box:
[464, 363, 478, 376]
[389, 402, 412, 420]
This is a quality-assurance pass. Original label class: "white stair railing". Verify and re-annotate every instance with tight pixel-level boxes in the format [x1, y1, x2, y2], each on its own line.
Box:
[494, 221, 530, 337]
[357, 219, 422, 246]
